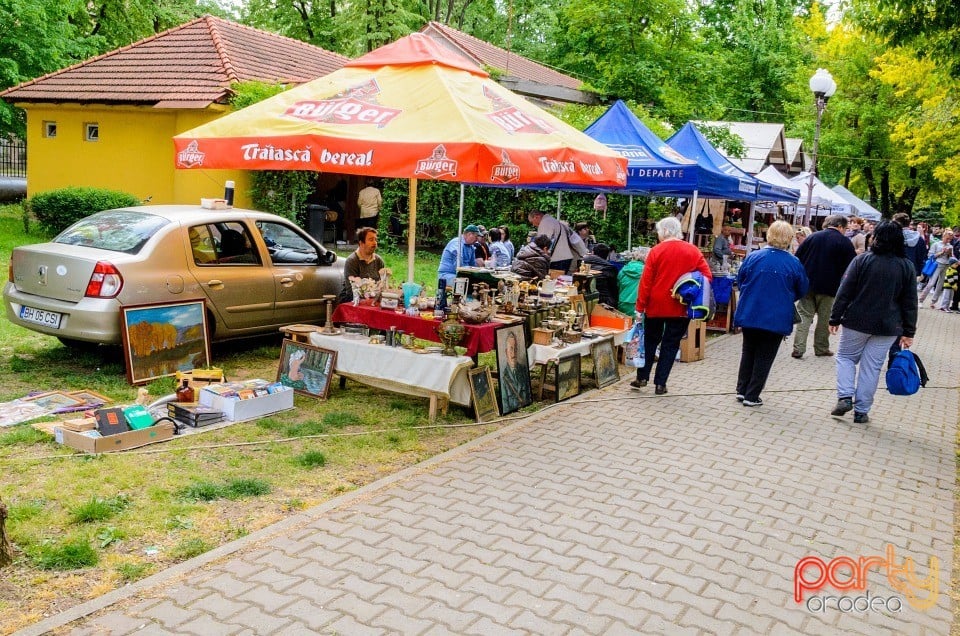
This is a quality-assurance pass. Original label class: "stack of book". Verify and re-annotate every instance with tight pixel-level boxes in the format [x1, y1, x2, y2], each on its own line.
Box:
[167, 402, 225, 428]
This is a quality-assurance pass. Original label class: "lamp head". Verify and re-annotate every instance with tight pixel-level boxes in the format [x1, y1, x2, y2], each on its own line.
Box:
[809, 68, 836, 100]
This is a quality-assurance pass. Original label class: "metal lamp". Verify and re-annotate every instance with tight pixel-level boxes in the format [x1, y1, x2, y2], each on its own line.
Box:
[803, 69, 837, 227]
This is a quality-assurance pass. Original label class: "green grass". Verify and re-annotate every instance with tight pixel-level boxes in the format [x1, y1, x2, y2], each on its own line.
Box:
[69, 495, 131, 524]
[0, 201, 505, 632]
[29, 537, 99, 570]
[292, 450, 327, 468]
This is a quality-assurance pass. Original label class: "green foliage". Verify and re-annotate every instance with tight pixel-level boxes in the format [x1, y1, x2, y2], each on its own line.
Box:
[26, 187, 140, 235]
[30, 536, 99, 570]
[69, 494, 130, 524]
[0, 424, 49, 446]
[176, 478, 271, 501]
[293, 450, 327, 468]
[285, 420, 326, 437]
[7, 498, 46, 521]
[250, 171, 317, 222]
[229, 80, 290, 110]
[322, 412, 361, 428]
[114, 561, 152, 581]
[171, 537, 211, 559]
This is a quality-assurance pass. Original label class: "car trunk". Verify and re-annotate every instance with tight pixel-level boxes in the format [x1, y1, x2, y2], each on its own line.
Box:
[10, 244, 105, 303]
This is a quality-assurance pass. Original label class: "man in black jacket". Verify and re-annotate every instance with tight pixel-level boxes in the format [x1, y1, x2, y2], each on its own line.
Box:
[582, 243, 619, 307]
[791, 215, 857, 358]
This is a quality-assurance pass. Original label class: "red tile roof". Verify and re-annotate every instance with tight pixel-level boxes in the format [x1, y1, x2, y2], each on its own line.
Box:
[420, 22, 582, 91]
[1, 16, 349, 107]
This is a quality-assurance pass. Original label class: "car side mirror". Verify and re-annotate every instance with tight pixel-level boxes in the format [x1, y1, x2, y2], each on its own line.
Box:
[321, 250, 336, 265]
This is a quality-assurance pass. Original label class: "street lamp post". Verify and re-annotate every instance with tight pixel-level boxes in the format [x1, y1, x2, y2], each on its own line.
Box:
[803, 68, 837, 227]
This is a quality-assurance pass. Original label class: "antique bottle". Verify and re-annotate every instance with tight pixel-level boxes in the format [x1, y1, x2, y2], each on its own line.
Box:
[176, 379, 195, 403]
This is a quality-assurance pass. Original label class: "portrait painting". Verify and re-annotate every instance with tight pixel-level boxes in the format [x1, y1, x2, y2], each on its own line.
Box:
[120, 300, 210, 385]
[468, 367, 499, 422]
[591, 337, 620, 388]
[555, 354, 581, 402]
[495, 324, 532, 415]
[277, 339, 337, 399]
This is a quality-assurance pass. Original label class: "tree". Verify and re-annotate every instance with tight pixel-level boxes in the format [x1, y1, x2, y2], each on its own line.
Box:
[853, 0, 960, 78]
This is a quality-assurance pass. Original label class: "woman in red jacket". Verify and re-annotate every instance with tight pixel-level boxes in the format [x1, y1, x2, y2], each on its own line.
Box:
[633, 216, 712, 394]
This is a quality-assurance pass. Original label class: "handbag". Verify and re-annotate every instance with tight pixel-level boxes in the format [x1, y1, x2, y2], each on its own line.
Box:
[624, 322, 645, 368]
[921, 256, 938, 278]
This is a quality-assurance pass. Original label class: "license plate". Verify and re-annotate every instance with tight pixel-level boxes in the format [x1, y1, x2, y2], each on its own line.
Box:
[19, 306, 63, 329]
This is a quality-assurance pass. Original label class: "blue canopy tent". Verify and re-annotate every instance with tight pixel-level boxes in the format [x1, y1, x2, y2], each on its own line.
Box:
[667, 122, 804, 250]
[459, 101, 760, 251]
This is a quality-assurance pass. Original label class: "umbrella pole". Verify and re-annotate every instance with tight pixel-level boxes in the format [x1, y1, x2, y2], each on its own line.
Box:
[687, 191, 699, 244]
[457, 184, 465, 268]
[408, 178, 417, 282]
[556, 191, 562, 220]
[628, 195, 634, 251]
[744, 202, 756, 254]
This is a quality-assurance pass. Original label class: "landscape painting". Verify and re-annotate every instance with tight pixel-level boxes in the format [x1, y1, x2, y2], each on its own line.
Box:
[120, 300, 211, 385]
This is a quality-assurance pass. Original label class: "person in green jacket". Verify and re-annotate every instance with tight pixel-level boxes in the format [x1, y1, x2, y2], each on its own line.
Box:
[617, 247, 648, 316]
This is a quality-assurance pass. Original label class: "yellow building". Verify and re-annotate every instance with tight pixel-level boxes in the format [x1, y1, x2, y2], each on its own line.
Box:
[0, 16, 347, 208]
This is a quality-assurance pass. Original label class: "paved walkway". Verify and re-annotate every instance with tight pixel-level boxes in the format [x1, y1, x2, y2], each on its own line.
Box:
[21, 310, 956, 635]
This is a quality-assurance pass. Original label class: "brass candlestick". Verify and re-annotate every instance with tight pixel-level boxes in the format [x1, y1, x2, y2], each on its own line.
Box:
[321, 295, 341, 334]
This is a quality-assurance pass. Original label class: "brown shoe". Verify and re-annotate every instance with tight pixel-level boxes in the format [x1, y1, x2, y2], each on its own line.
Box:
[629, 380, 647, 389]
[815, 350, 835, 357]
[655, 385, 668, 395]
[791, 351, 803, 359]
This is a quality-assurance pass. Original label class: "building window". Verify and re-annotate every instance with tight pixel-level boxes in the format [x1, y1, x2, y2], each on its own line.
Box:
[43, 121, 57, 138]
[84, 123, 99, 142]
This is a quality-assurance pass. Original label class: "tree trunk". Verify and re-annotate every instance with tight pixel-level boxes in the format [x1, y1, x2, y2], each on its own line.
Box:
[0, 497, 12, 567]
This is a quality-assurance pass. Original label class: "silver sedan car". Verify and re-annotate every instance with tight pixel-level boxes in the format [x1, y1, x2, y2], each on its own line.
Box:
[4, 205, 344, 347]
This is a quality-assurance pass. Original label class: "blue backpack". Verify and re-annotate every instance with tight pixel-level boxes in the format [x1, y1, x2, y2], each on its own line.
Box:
[886, 350, 928, 396]
[671, 271, 715, 320]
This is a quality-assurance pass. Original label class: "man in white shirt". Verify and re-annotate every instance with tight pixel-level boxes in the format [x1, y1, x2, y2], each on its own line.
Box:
[357, 180, 383, 231]
[528, 210, 576, 273]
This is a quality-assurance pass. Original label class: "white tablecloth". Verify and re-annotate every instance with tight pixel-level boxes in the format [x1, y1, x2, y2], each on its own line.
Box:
[526, 327, 630, 366]
[310, 333, 474, 406]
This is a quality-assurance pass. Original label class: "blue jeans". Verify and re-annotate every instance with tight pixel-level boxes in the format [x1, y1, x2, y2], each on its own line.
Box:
[836, 327, 897, 415]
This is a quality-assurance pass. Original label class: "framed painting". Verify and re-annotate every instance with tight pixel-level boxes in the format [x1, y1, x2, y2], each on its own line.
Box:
[277, 339, 337, 399]
[591, 337, 620, 388]
[120, 300, 211, 385]
[555, 354, 581, 402]
[495, 324, 532, 415]
[468, 367, 499, 422]
[68, 390, 112, 407]
[22, 391, 86, 411]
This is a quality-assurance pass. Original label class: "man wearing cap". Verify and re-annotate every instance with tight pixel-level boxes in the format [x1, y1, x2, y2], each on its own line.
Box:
[438, 225, 484, 285]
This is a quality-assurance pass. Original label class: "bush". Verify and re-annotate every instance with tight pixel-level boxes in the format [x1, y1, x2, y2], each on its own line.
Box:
[26, 187, 141, 235]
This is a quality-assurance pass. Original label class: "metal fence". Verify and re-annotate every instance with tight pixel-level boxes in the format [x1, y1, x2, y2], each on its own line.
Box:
[0, 137, 26, 178]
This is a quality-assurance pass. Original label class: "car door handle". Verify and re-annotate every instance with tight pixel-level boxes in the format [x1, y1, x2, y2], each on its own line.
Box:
[205, 279, 225, 289]
[279, 277, 295, 287]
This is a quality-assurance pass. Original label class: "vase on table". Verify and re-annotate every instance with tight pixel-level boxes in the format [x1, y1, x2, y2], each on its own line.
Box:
[437, 308, 465, 356]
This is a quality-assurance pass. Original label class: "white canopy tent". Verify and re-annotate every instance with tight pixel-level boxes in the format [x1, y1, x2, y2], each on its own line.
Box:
[831, 185, 882, 221]
[790, 172, 854, 219]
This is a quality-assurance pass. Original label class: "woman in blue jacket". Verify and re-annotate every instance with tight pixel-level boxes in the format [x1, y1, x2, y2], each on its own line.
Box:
[734, 221, 809, 407]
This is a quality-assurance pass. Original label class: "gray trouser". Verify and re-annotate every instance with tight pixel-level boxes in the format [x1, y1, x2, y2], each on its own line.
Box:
[836, 327, 897, 414]
[919, 263, 947, 304]
[793, 292, 834, 355]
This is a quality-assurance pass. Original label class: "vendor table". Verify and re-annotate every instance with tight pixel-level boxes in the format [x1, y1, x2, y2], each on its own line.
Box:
[526, 328, 629, 399]
[309, 332, 473, 422]
[331, 303, 501, 357]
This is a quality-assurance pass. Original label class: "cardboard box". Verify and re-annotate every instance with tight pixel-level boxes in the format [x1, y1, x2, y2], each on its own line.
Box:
[679, 320, 706, 362]
[590, 304, 633, 331]
[199, 384, 294, 421]
[56, 421, 175, 454]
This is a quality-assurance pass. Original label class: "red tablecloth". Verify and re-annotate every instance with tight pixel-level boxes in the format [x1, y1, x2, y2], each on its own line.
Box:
[332, 303, 499, 357]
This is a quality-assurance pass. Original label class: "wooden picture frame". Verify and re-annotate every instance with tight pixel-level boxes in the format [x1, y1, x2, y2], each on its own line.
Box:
[569, 294, 588, 330]
[277, 339, 337, 399]
[555, 354, 581, 402]
[120, 300, 211, 385]
[468, 367, 499, 422]
[68, 390, 112, 407]
[591, 337, 620, 388]
[495, 324, 532, 415]
[22, 390, 85, 410]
